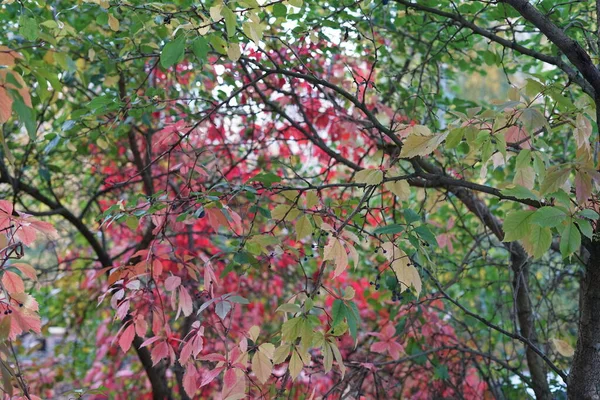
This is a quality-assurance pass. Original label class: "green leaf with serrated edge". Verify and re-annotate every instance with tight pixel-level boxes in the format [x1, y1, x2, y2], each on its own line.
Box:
[541, 166, 570, 195]
[560, 222, 581, 258]
[373, 224, 405, 235]
[503, 210, 535, 242]
[522, 224, 552, 259]
[331, 299, 346, 328]
[531, 207, 567, 228]
[501, 186, 539, 200]
[281, 317, 303, 342]
[277, 303, 301, 313]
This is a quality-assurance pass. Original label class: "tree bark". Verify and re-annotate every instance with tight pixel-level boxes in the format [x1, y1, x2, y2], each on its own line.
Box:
[568, 241, 600, 400]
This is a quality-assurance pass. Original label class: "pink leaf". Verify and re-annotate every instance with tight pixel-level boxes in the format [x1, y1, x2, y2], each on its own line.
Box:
[151, 341, 169, 366]
[370, 341, 388, 354]
[140, 336, 162, 348]
[119, 324, 135, 353]
[223, 368, 237, 389]
[12, 263, 37, 281]
[165, 275, 181, 291]
[183, 364, 199, 397]
[200, 366, 224, 387]
[2, 271, 24, 293]
[178, 287, 193, 318]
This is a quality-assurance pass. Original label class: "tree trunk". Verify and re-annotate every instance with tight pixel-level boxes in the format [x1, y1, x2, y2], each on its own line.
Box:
[568, 241, 600, 399]
[510, 248, 551, 400]
[133, 336, 173, 400]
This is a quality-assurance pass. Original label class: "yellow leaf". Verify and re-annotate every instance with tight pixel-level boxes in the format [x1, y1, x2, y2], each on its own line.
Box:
[390, 254, 421, 297]
[259, 343, 275, 359]
[295, 215, 312, 241]
[346, 242, 359, 269]
[342, 230, 360, 244]
[329, 340, 346, 379]
[210, 4, 223, 22]
[550, 338, 574, 357]
[108, 14, 120, 31]
[399, 128, 447, 158]
[353, 168, 383, 186]
[323, 237, 348, 278]
[248, 326, 260, 342]
[227, 43, 241, 62]
[289, 350, 303, 380]
[323, 342, 333, 373]
[384, 179, 411, 201]
[252, 350, 273, 384]
[342, 286, 355, 300]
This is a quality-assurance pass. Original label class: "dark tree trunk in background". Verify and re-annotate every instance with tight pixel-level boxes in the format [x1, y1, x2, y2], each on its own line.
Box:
[568, 241, 600, 400]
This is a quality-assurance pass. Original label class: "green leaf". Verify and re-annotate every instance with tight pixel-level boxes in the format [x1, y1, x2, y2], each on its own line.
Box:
[503, 210, 535, 242]
[251, 172, 281, 186]
[522, 224, 552, 259]
[501, 186, 539, 200]
[346, 301, 360, 345]
[331, 299, 346, 328]
[191, 37, 210, 62]
[282, 317, 303, 342]
[273, 3, 287, 17]
[19, 16, 38, 41]
[414, 225, 437, 246]
[373, 224, 405, 235]
[576, 219, 593, 239]
[577, 209, 600, 220]
[160, 36, 185, 69]
[560, 221, 581, 258]
[445, 127, 464, 149]
[531, 207, 567, 228]
[277, 303, 301, 313]
[222, 6, 237, 37]
[403, 209, 421, 224]
[12, 98, 36, 140]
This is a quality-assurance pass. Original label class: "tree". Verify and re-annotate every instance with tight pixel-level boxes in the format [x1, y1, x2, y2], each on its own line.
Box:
[1, 0, 600, 398]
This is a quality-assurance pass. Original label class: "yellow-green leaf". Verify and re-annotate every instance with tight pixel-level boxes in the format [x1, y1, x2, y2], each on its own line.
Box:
[252, 349, 273, 384]
[550, 338, 574, 357]
[400, 129, 447, 158]
[384, 179, 410, 200]
[273, 344, 291, 364]
[296, 215, 312, 241]
[305, 191, 318, 208]
[353, 168, 383, 186]
[289, 349, 303, 380]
